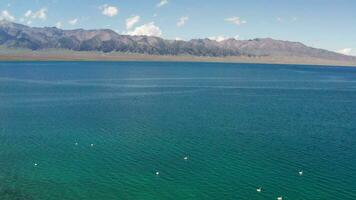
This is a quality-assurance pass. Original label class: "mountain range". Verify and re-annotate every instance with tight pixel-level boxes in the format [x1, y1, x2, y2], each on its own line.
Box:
[0, 20, 355, 62]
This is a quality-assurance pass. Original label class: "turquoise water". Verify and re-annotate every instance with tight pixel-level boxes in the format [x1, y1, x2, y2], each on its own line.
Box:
[0, 62, 356, 200]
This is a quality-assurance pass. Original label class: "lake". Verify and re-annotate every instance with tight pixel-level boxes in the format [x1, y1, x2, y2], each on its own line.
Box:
[0, 61, 356, 200]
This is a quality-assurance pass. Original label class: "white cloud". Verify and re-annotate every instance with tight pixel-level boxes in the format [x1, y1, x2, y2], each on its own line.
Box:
[209, 35, 239, 42]
[24, 10, 32, 18]
[100, 4, 119, 17]
[177, 16, 189, 27]
[0, 10, 15, 21]
[24, 8, 47, 20]
[276, 17, 283, 22]
[55, 21, 62, 28]
[208, 36, 228, 42]
[157, 0, 168, 7]
[336, 48, 353, 55]
[126, 22, 162, 37]
[224, 16, 246, 25]
[68, 18, 78, 25]
[126, 15, 140, 29]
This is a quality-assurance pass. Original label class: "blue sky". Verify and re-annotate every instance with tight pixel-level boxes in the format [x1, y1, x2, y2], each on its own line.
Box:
[1, 0, 355, 55]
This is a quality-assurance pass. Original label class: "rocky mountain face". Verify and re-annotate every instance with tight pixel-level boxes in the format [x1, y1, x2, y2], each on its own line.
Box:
[0, 20, 354, 61]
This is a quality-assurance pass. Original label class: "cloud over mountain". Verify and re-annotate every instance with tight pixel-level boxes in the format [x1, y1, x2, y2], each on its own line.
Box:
[126, 22, 162, 37]
[0, 10, 15, 21]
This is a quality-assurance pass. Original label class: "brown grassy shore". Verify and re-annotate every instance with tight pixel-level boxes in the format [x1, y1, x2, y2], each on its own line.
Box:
[1, 48, 356, 67]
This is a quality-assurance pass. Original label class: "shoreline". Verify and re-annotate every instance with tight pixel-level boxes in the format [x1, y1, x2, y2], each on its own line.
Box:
[1, 51, 356, 67]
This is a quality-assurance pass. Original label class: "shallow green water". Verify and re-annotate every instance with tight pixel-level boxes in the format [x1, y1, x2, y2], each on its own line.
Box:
[0, 62, 356, 200]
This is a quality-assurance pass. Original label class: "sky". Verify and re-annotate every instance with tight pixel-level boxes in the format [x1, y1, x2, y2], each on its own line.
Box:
[1, 0, 355, 55]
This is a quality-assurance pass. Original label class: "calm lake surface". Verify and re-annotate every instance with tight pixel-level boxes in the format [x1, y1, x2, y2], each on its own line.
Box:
[0, 62, 356, 200]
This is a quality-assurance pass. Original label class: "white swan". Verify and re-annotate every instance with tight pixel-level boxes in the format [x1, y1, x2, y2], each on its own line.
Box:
[184, 156, 188, 160]
[155, 171, 160, 175]
[299, 170, 303, 176]
[34, 163, 38, 166]
[256, 187, 262, 192]
[277, 197, 283, 200]
[90, 144, 94, 147]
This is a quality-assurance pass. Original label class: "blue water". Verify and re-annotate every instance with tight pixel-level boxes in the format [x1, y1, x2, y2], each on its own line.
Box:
[0, 61, 356, 200]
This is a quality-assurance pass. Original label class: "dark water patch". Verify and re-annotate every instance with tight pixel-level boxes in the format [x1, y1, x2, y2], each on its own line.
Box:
[0, 176, 35, 200]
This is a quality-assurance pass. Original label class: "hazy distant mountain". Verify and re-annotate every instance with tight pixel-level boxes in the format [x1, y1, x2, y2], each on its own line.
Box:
[0, 20, 354, 61]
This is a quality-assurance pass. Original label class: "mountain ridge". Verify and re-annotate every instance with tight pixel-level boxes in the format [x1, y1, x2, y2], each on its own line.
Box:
[0, 20, 354, 62]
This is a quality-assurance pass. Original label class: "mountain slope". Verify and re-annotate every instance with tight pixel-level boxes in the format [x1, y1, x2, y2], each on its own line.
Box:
[0, 20, 354, 61]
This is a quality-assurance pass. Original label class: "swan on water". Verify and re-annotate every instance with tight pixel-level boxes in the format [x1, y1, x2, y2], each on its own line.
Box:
[184, 156, 188, 160]
[155, 171, 160, 175]
[256, 187, 262, 192]
[277, 197, 283, 200]
[91, 144, 94, 147]
[299, 171, 303, 176]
